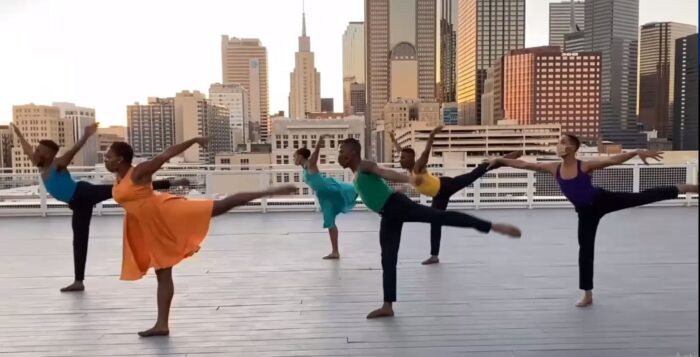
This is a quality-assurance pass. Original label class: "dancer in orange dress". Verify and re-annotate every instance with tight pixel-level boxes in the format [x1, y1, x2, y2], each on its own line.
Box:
[104, 137, 296, 337]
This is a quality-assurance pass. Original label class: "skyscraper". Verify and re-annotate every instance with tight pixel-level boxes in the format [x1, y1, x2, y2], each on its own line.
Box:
[440, 0, 458, 103]
[583, 0, 645, 148]
[127, 98, 176, 159]
[673, 33, 698, 150]
[11, 105, 65, 174]
[350, 83, 367, 115]
[221, 36, 270, 142]
[0, 125, 11, 168]
[52, 102, 97, 167]
[342, 22, 365, 115]
[209, 83, 250, 147]
[321, 98, 334, 112]
[289, 10, 321, 119]
[456, 0, 526, 125]
[549, 1, 585, 48]
[365, 0, 436, 158]
[638, 22, 696, 139]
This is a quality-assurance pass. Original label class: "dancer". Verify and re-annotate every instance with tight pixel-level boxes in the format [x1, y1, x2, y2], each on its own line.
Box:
[11, 123, 186, 292]
[489, 134, 698, 307]
[294, 134, 357, 259]
[337, 138, 522, 319]
[390, 126, 521, 264]
[104, 137, 296, 337]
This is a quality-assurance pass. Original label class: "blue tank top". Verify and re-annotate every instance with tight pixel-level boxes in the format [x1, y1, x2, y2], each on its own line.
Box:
[43, 166, 78, 203]
[556, 160, 600, 208]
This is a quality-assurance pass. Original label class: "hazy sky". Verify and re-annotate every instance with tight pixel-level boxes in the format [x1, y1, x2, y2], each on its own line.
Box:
[0, 0, 697, 127]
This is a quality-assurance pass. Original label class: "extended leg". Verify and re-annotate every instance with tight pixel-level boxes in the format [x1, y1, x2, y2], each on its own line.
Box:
[597, 185, 691, 215]
[138, 268, 173, 337]
[211, 186, 295, 217]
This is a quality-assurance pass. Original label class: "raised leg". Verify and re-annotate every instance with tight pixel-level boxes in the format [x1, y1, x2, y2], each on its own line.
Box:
[597, 186, 682, 215]
[211, 186, 296, 217]
[138, 267, 173, 337]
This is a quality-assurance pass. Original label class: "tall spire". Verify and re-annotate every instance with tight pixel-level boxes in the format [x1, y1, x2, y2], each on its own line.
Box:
[302, 0, 306, 36]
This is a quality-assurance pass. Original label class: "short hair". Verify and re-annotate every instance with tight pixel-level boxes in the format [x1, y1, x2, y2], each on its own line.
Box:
[401, 147, 415, 156]
[38, 140, 59, 154]
[341, 137, 362, 155]
[563, 134, 581, 151]
[110, 141, 134, 164]
[295, 147, 311, 159]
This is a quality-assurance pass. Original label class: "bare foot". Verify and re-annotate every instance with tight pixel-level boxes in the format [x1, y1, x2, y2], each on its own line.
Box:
[491, 224, 522, 238]
[366, 306, 394, 319]
[576, 291, 593, 308]
[60, 281, 84, 292]
[138, 326, 170, 337]
[322, 253, 340, 260]
[421, 256, 439, 265]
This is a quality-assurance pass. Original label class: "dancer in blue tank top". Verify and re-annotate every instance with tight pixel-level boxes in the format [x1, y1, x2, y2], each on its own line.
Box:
[490, 134, 698, 307]
[294, 134, 357, 259]
[11, 123, 186, 292]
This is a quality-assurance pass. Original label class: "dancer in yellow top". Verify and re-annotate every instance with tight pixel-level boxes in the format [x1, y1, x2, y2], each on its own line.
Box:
[104, 137, 296, 337]
[389, 126, 520, 264]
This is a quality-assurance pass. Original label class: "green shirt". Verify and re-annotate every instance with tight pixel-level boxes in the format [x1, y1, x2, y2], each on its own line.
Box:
[354, 170, 394, 213]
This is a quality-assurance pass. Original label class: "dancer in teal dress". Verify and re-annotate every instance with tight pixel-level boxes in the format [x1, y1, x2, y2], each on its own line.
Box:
[294, 134, 358, 259]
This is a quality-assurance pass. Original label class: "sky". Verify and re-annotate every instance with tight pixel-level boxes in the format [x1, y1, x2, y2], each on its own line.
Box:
[0, 0, 697, 127]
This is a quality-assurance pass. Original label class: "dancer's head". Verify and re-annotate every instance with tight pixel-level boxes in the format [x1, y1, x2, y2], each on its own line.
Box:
[104, 141, 134, 173]
[293, 147, 311, 166]
[556, 134, 580, 158]
[33, 140, 59, 167]
[398, 148, 416, 169]
[338, 137, 361, 169]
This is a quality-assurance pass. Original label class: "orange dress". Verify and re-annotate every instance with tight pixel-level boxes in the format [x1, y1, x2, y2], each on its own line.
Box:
[113, 168, 214, 280]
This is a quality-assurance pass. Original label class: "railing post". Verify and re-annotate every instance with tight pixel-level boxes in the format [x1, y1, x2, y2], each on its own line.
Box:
[526, 171, 534, 209]
[474, 173, 481, 210]
[632, 164, 640, 193]
[205, 171, 214, 199]
[260, 171, 268, 213]
[686, 163, 694, 207]
[39, 175, 47, 217]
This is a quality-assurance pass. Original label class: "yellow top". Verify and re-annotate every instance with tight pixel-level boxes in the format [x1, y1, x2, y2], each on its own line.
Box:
[412, 169, 441, 197]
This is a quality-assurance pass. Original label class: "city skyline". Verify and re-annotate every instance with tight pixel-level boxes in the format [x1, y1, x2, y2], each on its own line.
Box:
[0, 0, 697, 127]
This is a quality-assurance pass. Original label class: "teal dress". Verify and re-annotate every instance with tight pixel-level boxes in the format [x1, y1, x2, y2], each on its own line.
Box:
[303, 164, 358, 229]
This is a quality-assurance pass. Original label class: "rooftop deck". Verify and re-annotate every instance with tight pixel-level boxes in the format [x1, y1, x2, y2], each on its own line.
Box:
[0, 207, 697, 356]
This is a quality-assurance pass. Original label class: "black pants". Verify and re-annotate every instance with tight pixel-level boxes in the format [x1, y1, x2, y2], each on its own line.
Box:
[576, 186, 679, 291]
[430, 163, 490, 256]
[379, 192, 492, 302]
[66, 180, 171, 281]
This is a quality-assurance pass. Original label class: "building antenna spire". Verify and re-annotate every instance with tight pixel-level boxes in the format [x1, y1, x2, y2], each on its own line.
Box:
[302, 0, 306, 36]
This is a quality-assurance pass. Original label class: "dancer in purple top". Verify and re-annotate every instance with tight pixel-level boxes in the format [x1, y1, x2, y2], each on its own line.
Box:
[490, 134, 698, 307]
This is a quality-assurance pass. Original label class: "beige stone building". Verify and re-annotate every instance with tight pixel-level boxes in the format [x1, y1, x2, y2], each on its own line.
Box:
[221, 36, 270, 142]
[209, 83, 250, 147]
[11, 104, 68, 174]
[288, 12, 321, 119]
[0, 125, 12, 169]
[376, 99, 440, 161]
[174, 91, 231, 164]
[97, 126, 126, 164]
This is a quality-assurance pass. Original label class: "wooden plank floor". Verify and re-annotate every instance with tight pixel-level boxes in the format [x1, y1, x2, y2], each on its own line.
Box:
[0, 207, 697, 357]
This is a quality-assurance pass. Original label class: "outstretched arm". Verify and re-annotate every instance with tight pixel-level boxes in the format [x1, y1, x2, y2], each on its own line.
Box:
[55, 123, 98, 170]
[582, 150, 662, 173]
[307, 134, 329, 172]
[489, 158, 558, 174]
[10, 123, 37, 166]
[388, 131, 403, 153]
[132, 137, 208, 182]
[414, 125, 443, 173]
[359, 160, 411, 183]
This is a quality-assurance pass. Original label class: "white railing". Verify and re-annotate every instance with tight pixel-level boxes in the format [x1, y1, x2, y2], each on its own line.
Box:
[0, 162, 696, 217]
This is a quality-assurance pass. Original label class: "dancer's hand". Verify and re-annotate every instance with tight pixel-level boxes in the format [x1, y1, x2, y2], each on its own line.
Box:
[10, 123, 21, 135]
[487, 158, 504, 170]
[637, 150, 663, 164]
[194, 137, 210, 147]
[430, 125, 444, 136]
[84, 122, 99, 137]
[268, 185, 297, 196]
[409, 175, 424, 187]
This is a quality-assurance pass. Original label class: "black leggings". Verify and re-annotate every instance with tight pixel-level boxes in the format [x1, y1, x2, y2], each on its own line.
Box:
[66, 180, 171, 281]
[379, 192, 492, 302]
[429, 163, 490, 256]
[576, 186, 679, 291]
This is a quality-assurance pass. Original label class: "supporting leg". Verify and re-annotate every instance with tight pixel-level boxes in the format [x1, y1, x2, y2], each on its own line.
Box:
[367, 217, 402, 319]
[576, 212, 601, 307]
[138, 267, 173, 337]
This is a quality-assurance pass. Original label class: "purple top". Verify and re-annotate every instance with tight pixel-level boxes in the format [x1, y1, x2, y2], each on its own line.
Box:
[556, 160, 600, 208]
